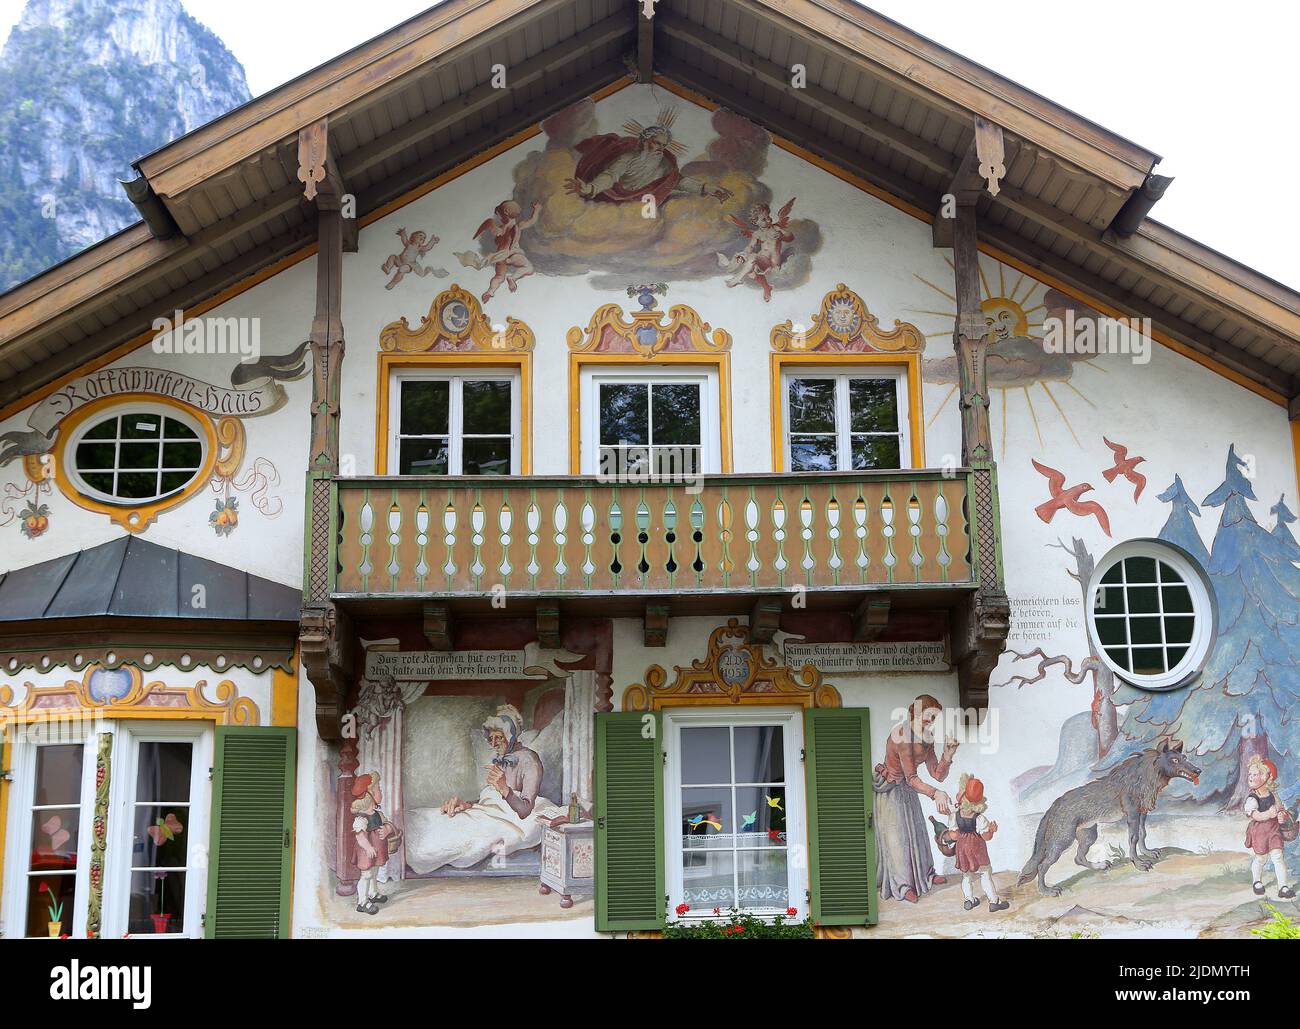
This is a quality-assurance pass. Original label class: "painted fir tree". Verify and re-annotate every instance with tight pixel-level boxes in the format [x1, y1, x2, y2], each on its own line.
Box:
[1116, 446, 1300, 808]
[1156, 474, 1210, 568]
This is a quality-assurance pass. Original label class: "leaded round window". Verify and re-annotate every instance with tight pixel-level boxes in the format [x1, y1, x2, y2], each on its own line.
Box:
[1086, 540, 1215, 691]
[68, 406, 208, 504]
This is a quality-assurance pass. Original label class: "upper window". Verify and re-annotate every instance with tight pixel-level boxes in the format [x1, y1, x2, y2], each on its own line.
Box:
[783, 368, 909, 472]
[68, 406, 207, 504]
[1087, 540, 1215, 691]
[391, 371, 519, 475]
[666, 710, 806, 918]
[582, 368, 721, 476]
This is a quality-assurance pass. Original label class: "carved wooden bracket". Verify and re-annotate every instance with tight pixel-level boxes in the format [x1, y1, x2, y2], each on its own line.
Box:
[299, 603, 354, 740]
[297, 119, 328, 202]
[953, 590, 1010, 713]
[644, 603, 670, 647]
[852, 596, 891, 642]
[423, 603, 452, 650]
[536, 604, 561, 650]
[747, 599, 782, 643]
[974, 116, 1005, 198]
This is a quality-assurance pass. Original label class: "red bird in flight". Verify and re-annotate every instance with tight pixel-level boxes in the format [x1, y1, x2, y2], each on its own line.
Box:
[1101, 437, 1148, 502]
[1031, 459, 1112, 536]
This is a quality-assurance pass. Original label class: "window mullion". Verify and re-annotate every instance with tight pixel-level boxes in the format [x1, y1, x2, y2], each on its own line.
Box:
[450, 378, 464, 475]
[836, 376, 852, 472]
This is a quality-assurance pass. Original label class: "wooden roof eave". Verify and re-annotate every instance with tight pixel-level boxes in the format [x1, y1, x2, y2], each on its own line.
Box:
[134, 0, 566, 203]
[749, 0, 1159, 191]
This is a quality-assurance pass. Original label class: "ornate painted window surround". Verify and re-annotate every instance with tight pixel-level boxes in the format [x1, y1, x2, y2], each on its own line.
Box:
[769, 285, 926, 471]
[566, 299, 733, 475]
[375, 285, 535, 474]
[53, 393, 227, 533]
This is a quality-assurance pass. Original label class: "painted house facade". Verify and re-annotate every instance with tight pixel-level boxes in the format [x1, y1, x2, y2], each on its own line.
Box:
[0, 0, 1297, 940]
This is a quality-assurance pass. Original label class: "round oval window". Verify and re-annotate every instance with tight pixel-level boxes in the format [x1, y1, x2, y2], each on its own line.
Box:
[1086, 540, 1215, 691]
[68, 406, 208, 504]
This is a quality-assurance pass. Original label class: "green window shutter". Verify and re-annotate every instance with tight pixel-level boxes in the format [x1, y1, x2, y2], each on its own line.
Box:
[206, 726, 296, 939]
[594, 711, 663, 932]
[804, 707, 877, 926]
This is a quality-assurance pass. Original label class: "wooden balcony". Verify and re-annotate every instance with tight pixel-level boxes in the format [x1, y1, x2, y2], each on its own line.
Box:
[330, 470, 983, 605]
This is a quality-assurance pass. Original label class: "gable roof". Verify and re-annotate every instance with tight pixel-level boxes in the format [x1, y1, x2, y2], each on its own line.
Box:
[1, 0, 1297, 411]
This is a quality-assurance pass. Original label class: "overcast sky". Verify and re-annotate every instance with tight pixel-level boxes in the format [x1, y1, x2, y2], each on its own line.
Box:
[2, 0, 1296, 286]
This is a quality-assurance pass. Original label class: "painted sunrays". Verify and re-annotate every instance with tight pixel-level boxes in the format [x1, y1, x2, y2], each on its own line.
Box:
[911, 256, 1104, 456]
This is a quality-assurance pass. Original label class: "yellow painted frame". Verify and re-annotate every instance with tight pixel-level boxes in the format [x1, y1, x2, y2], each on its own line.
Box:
[53, 393, 220, 533]
[567, 353, 733, 475]
[769, 352, 925, 471]
[375, 352, 533, 475]
[0, 666, 260, 727]
[270, 645, 299, 729]
[0, 735, 9, 915]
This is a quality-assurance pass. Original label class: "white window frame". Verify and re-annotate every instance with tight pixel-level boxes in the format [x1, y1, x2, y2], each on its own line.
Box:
[580, 366, 721, 476]
[389, 369, 521, 476]
[664, 707, 807, 921]
[104, 723, 213, 940]
[66, 403, 209, 505]
[2, 722, 97, 939]
[781, 366, 911, 472]
[1086, 539, 1216, 691]
[0, 720, 213, 940]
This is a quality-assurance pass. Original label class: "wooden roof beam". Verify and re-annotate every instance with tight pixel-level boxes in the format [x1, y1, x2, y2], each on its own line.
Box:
[136, 0, 569, 200]
[658, 11, 955, 179]
[637, 0, 655, 82]
[979, 218, 1299, 397]
[658, 57, 938, 214]
[0, 219, 320, 410]
[338, 12, 634, 185]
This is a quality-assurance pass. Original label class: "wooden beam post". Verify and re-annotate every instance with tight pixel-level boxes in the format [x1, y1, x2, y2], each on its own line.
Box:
[950, 199, 1009, 713]
[299, 165, 351, 739]
[423, 603, 453, 650]
[637, 0, 655, 82]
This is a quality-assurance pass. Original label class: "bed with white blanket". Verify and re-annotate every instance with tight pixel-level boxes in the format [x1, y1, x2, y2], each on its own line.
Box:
[401, 697, 568, 877]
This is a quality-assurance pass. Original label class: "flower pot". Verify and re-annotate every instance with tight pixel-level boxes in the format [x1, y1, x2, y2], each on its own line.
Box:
[47, 921, 62, 937]
[150, 913, 171, 934]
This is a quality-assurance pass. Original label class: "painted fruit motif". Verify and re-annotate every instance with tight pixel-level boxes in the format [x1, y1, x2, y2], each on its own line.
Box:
[18, 501, 50, 539]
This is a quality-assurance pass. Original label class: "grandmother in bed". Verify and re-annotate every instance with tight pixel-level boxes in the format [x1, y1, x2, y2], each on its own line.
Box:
[440, 704, 544, 820]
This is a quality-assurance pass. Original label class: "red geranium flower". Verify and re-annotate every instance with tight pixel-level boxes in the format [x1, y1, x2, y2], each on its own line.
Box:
[675, 902, 690, 916]
[786, 907, 798, 916]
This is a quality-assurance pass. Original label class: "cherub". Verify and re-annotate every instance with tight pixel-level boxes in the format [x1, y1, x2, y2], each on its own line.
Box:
[454, 200, 542, 303]
[717, 198, 796, 302]
[381, 228, 448, 290]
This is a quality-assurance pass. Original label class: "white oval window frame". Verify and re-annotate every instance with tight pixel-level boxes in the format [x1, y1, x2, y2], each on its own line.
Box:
[66, 402, 210, 507]
[1085, 538, 1217, 692]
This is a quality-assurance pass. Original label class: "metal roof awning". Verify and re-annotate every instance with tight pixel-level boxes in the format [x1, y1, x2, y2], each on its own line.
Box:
[0, 537, 301, 676]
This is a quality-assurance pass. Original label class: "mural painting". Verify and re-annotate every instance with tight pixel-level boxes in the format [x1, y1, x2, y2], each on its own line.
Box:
[328, 638, 597, 927]
[381, 227, 449, 290]
[455, 97, 822, 296]
[0, 340, 307, 537]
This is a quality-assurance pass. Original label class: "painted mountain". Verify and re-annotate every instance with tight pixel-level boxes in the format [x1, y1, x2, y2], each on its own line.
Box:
[0, 0, 250, 290]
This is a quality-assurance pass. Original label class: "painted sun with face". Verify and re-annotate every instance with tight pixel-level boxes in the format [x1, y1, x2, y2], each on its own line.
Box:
[909, 255, 1099, 455]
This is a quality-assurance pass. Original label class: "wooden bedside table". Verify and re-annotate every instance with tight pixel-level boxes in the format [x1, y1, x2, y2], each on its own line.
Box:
[539, 820, 594, 908]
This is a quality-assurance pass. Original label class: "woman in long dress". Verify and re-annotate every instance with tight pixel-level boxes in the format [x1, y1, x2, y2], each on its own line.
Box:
[874, 694, 959, 903]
